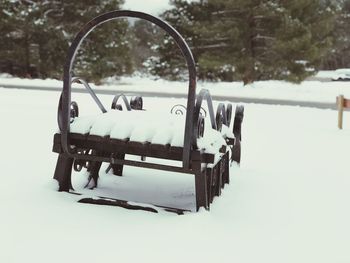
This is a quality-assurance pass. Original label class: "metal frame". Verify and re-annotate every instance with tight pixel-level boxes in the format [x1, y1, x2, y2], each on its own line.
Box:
[111, 94, 132, 110]
[53, 10, 244, 212]
[72, 77, 107, 113]
[61, 10, 196, 169]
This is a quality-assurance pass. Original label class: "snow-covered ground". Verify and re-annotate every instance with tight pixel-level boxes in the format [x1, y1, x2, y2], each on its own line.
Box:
[1, 71, 350, 104]
[0, 83, 350, 263]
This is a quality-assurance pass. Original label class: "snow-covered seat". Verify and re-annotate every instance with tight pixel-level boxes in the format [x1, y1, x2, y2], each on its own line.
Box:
[69, 111, 233, 154]
[52, 10, 244, 213]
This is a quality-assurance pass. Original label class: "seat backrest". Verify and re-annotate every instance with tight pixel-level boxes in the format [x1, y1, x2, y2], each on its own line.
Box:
[60, 10, 197, 169]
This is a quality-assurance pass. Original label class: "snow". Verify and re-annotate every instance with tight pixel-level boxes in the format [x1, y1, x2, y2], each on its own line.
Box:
[150, 125, 174, 145]
[71, 110, 227, 152]
[316, 70, 339, 78]
[123, 0, 171, 15]
[1, 81, 350, 263]
[2, 73, 350, 104]
[197, 124, 226, 154]
[331, 68, 350, 81]
[221, 124, 235, 138]
[70, 114, 100, 134]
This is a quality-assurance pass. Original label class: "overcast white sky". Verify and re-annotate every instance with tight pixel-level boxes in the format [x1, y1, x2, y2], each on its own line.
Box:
[123, 0, 171, 15]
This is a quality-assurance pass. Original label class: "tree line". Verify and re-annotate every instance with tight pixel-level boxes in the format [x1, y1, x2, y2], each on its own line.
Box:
[0, 0, 349, 84]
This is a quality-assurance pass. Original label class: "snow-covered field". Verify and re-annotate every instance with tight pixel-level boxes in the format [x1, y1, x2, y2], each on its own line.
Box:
[1, 72, 350, 104]
[1, 81, 350, 263]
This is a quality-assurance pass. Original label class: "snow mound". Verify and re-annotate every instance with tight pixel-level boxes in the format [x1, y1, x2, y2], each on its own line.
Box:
[70, 110, 231, 154]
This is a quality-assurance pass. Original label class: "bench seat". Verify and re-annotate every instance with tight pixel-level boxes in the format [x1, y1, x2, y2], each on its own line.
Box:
[68, 111, 234, 155]
[52, 10, 243, 212]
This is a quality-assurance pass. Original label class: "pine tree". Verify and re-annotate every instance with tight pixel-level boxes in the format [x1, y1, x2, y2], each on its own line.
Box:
[274, 0, 336, 82]
[155, 0, 336, 84]
[321, 0, 350, 69]
[128, 20, 164, 74]
[150, 0, 198, 80]
[0, 0, 42, 77]
[0, 0, 131, 82]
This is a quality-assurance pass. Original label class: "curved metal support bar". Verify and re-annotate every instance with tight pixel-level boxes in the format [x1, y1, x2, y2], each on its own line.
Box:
[61, 10, 196, 169]
[226, 103, 232, 127]
[233, 105, 244, 141]
[216, 103, 233, 129]
[72, 77, 107, 113]
[111, 94, 132, 111]
[130, 96, 143, 110]
[200, 107, 207, 118]
[195, 89, 217, 128]
[70, 101, 79, 118]
[193, 89, 217, 147]
[231, 105, 244, 164]
[215, 103, 226, 132]
[57, 96, 79, 131]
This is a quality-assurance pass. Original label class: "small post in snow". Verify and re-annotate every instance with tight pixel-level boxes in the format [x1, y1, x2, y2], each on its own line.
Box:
[337, 95, 344, 129]
[337, 95, 350, 129]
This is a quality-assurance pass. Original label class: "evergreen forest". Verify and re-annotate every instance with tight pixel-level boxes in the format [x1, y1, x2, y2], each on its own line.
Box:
[1, 0, 350, 84]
